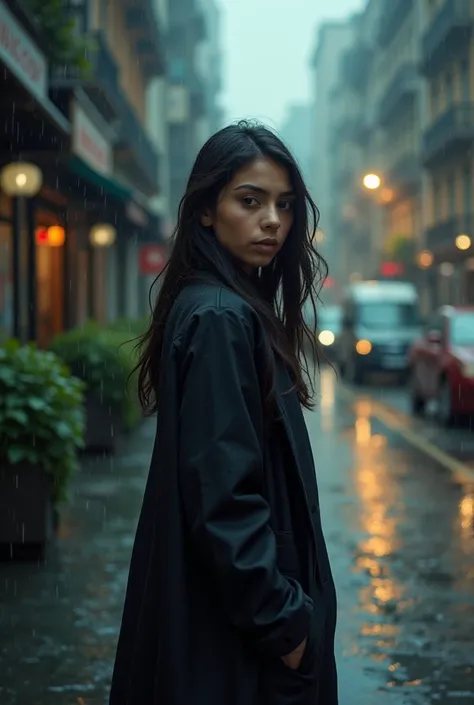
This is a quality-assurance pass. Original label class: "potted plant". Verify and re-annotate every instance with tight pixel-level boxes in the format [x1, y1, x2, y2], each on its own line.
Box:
[50, 321, 142, 452]
[0, 340, 85, 553]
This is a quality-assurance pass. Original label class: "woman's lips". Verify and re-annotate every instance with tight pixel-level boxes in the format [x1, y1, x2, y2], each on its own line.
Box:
[252, 239, 278, 253]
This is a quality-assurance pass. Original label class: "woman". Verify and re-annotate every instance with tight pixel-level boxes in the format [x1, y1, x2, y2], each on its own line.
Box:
[110, 122, 338, 705]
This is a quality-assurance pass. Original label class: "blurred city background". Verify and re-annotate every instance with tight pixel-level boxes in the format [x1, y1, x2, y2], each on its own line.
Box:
[1, 0, 474, 703]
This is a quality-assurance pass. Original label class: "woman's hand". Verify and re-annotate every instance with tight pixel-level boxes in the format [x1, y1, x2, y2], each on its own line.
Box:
[281, 637, 307, 670]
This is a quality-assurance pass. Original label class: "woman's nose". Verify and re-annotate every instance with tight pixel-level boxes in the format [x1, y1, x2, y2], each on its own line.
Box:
[261, 206, 281, 230]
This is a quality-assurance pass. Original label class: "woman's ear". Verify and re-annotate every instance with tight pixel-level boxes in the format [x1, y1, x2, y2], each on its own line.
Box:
[200, 209, 213, 227]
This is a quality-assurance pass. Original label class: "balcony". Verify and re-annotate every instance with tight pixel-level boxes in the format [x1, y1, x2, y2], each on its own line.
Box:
[115, 97, 159, 195]
[168, 0, 207, 42]
[378, 62, 418, 127]
[421, 0, 474, 77]
[387, 152, 421, 194]
[422, 103, 474, 168]
[50, 31, 121, 121]
[123, 0, 166, 79]
[425, 214, 474, 252]
[332, 113, 366, 146]
[340, 44, 372, 93]
[378, 0, 414, 45]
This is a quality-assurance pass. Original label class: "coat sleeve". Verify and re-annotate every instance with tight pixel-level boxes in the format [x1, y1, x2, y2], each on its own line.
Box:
[177, 304, 312, 658]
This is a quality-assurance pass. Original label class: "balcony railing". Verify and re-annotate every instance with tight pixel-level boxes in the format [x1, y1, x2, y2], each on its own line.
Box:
[50, 31, 121, 120]
[387, 152, 421, 192]
[340, 44, 372, 93]
[332, 114, 366, 146]
[425, 213, 474, 251]
[421, 0, 474, 76]
[123, 0, 166, 77]
[422, 103, 474, 167]
[378, 62, 418, 126]
[116, 97, 159, 188]
[378, 0, 414, 45]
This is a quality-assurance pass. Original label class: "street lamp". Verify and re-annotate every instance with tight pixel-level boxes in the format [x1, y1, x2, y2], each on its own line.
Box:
[0, 162, 43, 197]
[89, 223, 116, 248]
[362, 173, 381, 190]
[0, 162, 43, 342]
[455, 234, 471, 251]
[417, 250, 434, 269]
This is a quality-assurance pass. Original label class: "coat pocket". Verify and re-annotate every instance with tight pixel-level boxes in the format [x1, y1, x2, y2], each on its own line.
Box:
[260, 600, 325, 705]
[274, 531, 300, 580]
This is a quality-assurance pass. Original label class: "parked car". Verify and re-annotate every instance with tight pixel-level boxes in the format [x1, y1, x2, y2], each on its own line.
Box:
[409, 305, 474, 425]
[317, 305, 342, 363]
[339, 280, 422, 384]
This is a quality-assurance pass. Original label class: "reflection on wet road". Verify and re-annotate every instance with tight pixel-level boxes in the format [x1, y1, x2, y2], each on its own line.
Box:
[310, 367, 474, 704]
[0, 368, 473, 703]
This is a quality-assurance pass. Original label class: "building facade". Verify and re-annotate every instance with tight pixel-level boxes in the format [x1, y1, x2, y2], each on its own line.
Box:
[0, 0, 167, 346]
[309, 19, 356, 285]
[166, 0, 223, 220]
[323, 0, 474, 309]
[420, 0, 474, 306]
[280, 104, 313, 183]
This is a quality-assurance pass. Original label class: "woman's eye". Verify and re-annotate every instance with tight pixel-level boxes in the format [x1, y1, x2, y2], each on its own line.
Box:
[243, 196, 259, 207]
[279, 200, 294, 211]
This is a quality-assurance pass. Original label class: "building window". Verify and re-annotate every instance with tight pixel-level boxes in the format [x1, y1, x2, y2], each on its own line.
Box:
[463, 164, 472, 213]
[169, 57, 187, 84]
[433, 179, 442, 221]
[447, 176, 456, 217]
[98, 0, 108, 28]
[445, 71, 454, 105]
[0, 222, 13, 343]
[430, 79, 439, 115]
[461, 58, 470, 102]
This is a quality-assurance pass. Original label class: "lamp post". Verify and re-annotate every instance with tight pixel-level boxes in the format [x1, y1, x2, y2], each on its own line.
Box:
[362, 173, 381, 190]
[89, 223, 117, 248]
[0, 162, 43, 342]
[88, 223, 116, 320]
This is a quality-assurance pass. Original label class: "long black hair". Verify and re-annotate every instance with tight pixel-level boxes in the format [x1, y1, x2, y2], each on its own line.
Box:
[136, 120, 327, 414]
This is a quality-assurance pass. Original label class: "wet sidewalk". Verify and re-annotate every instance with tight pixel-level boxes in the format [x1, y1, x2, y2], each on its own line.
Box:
[0, 419, 157, 705]
[1, 371, 474, 704]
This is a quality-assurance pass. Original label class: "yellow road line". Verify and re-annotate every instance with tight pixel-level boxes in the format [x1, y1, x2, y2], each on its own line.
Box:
[338, 384, 474, 485]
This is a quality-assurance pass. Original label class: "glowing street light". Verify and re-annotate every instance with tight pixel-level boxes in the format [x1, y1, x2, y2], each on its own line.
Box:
[362, 173, 381, 190]
[417, 250, 434, 269]
[455, 234, 471, 251]
[89, 223, 116, 247]
[0, 162, 43, 197]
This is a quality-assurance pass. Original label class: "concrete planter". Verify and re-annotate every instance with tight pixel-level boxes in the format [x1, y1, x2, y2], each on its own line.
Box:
[84, 392, 123, 453]
[0, 462, 54, 551]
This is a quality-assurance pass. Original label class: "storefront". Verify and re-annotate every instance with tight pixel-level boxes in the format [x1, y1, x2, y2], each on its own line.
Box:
[0, 0, 72, 344]
[0, 0, 165, 347]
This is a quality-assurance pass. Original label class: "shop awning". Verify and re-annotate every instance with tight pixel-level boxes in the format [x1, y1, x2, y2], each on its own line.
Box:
[69, 156, 132, 201]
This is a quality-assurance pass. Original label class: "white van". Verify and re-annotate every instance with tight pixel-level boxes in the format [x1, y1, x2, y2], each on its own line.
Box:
[339, 280, 422, 384]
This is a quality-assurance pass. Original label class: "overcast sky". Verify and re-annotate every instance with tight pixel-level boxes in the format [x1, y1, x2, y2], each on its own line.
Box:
[216, 0, 363, 129]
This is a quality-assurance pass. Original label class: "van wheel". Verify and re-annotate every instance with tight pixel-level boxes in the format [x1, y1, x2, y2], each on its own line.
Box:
[410, 371, 425, 416]
[436, 378, 455, 427]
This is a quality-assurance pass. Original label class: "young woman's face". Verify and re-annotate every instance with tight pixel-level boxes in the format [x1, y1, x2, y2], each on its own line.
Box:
[202, 157, 295, 272]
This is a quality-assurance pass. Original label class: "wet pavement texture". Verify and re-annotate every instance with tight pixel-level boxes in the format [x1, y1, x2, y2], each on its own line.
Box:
[0, 368, 473, 704]
[352, 372, 474, 470]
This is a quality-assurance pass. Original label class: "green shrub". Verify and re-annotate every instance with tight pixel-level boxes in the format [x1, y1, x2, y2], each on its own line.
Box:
[50, 320, 145, 431]
[0, 340, 85, 504]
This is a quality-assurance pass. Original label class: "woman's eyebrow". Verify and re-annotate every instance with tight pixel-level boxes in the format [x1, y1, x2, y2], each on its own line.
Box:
[233, 183, 295, 197]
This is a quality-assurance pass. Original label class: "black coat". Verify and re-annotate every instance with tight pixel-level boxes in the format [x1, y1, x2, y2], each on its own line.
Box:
[109, 282, 338, 705]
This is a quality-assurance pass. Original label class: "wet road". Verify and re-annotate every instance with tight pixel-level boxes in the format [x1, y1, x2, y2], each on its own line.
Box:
[0, 368, 473, 703]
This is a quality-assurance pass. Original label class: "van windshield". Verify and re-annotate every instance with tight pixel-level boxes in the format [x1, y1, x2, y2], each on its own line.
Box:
[357, 302, 420, 330]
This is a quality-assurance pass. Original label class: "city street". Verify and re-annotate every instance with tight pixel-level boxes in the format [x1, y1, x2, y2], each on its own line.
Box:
[1, 368, 474, 704]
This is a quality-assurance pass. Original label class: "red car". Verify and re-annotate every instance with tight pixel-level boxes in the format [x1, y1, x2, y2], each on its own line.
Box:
[409, 306, 474, 426]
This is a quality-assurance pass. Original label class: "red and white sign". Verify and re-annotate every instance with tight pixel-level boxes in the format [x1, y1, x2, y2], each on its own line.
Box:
[0, 2, 47, 100]
[139, 245, 167, 275]
[72, 101, 112, 175]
